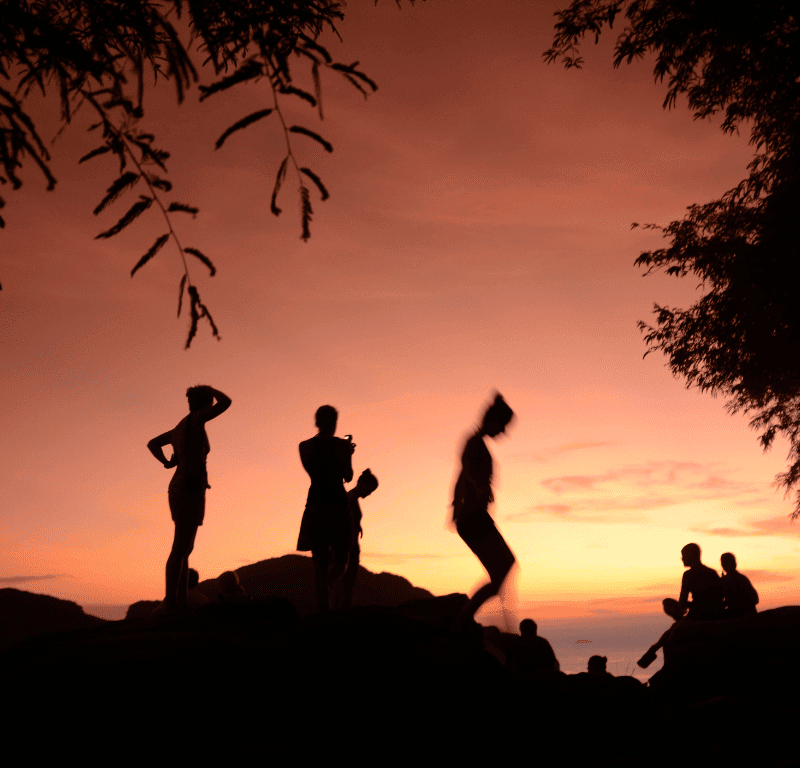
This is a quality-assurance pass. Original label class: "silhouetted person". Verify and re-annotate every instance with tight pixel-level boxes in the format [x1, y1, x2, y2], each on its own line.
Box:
[218, 570, 249, 603]
[187, 567, 210, 609]
[638, 597, 686, 668]
[720, 552, 759, 619]
[340, 469, 379, 609]
[298, 405, 355, 612]
[148, 386, 232, 615]
[507, 618, 560, 675]
[451, 393, 516, 631]
[587, 655, 612, 676]
[678, 542, 723, 620]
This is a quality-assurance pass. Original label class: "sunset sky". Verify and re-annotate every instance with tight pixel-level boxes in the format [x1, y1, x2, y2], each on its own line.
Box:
[2, 0, 798, 626]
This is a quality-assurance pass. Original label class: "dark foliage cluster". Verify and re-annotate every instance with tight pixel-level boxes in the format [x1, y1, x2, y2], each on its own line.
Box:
[0, 0, 387, 347]
[546, 1, 800, 514]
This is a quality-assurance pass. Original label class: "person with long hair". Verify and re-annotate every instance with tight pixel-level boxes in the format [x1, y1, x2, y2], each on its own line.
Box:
[147, 385, 231, 614]
[451, 393, 516, 631]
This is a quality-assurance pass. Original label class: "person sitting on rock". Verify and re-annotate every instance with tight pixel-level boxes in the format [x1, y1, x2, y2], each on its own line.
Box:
[587, 655, 613, 676]
[720, 552, 759, 619]
[678, 542, 723, 620]
[637, 597, 685, 668]
[507, 618, 560, 676]
[218, 570, 249, 603]
[340, 469, 379, 609]
[186, 568, 210, 609]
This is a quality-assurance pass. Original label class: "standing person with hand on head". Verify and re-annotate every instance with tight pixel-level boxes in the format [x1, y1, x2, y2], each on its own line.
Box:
[147, 385, 232, 615]
[451, 393, 517, 632]
[298, 405, 355, 612]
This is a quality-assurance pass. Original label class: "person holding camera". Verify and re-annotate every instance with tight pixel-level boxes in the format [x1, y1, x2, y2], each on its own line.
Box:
[298, 405, 355, 612]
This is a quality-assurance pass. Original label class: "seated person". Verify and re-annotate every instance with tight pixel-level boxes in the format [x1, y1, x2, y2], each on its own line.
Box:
[587, 655, 613, 677]
[638, 598, 685, 668]
[678, 543, 723, 620]
[218, 570, 249, 604]
[186, 568, 210, 609]
[507, 618, 560, 675]
[720, 552, 759, 619]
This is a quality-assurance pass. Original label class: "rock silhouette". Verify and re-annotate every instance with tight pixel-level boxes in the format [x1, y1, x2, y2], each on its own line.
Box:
[2, 575, 800, 764]
[0, 588, 105, 651]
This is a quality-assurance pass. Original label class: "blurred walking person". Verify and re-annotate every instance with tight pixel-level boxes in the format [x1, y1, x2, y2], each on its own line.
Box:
[451, 393, 516, 631]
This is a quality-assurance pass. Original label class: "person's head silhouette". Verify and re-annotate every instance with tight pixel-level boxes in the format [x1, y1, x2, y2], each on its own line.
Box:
[681, 543, 702, 568]
[588, 655, 608, 675]
[482, 393, 515, 438]
[355, 468, 378, 497]
[315, 405, 338, 435]
[520, 618, 538, 638]
[721, 552, 737, 574]
[187, 385, 214, 412]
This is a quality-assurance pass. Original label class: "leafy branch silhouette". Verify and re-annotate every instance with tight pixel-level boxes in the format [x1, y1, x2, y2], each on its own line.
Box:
[0, 1, 394, 347]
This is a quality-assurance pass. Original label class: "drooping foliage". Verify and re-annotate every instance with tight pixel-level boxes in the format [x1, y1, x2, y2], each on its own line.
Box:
[546, 1, 800, 515]
[0, 1, 388, 347]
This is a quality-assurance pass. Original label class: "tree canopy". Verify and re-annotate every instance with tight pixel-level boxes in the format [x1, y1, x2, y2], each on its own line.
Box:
[0, 0, 388, 347]
[546, 1, 800, 515]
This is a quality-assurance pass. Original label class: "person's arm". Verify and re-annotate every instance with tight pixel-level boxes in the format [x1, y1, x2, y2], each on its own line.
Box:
[335, 438, 354, 483]
[148, 431, 176, 468]
[678, 572, 690, 613]
[747, 575, 759, 606]
[196, 388, 232, 423]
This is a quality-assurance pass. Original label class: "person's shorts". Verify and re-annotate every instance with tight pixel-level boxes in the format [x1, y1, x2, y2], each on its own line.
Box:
[168, 483, 206, 526]
[457, 509, 515, 583]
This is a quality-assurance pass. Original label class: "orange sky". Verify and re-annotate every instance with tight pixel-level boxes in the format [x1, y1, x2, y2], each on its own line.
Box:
[1, 0, 798, 618]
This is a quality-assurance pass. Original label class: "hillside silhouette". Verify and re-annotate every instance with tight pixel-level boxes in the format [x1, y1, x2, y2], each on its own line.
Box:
[0, 588, 104, 652]
[3, 567, 800, 763]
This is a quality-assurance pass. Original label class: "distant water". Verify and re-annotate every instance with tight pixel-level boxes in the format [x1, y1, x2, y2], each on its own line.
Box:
[477, 607, 672, 681]
[83, 604, 129, 621]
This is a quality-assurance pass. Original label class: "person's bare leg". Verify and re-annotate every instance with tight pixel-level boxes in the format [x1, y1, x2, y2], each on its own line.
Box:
[165, 522, 198, 612]
[312, 546, 329, 612]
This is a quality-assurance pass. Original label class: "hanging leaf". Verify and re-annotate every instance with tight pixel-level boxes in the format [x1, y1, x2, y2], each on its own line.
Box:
[131, 232, 169, 276]
[279, 84, 316, 107]
[184, 247, 217, 276]
[312, 61, 323, 120]
[215, 109, 273, 149]
[93, 171, 140, 215]
[95, 196, 153, 239]
[288, 125, 333, 153]
[177, 273, 187, 317]
[78, 145, 111, 164]
[147, 175, 172, 192]
[186, 285, 220, 349]
[167, 202, 199, 217]
[199, 59, 263, 102]
[300, 184, 313, 241]
[300, 167, 329, 201]
[271, 156, 288, 216]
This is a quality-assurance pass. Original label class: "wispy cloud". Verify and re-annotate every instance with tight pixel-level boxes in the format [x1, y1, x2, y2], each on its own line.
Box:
[509, 461, 765, 523]
[0, 574, 62, 585]
[690, 517, 798, 539]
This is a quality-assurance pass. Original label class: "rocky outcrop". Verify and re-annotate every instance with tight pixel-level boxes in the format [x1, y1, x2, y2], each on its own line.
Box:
[193, 554, 434, 614]
[0, 588, 105, 651]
